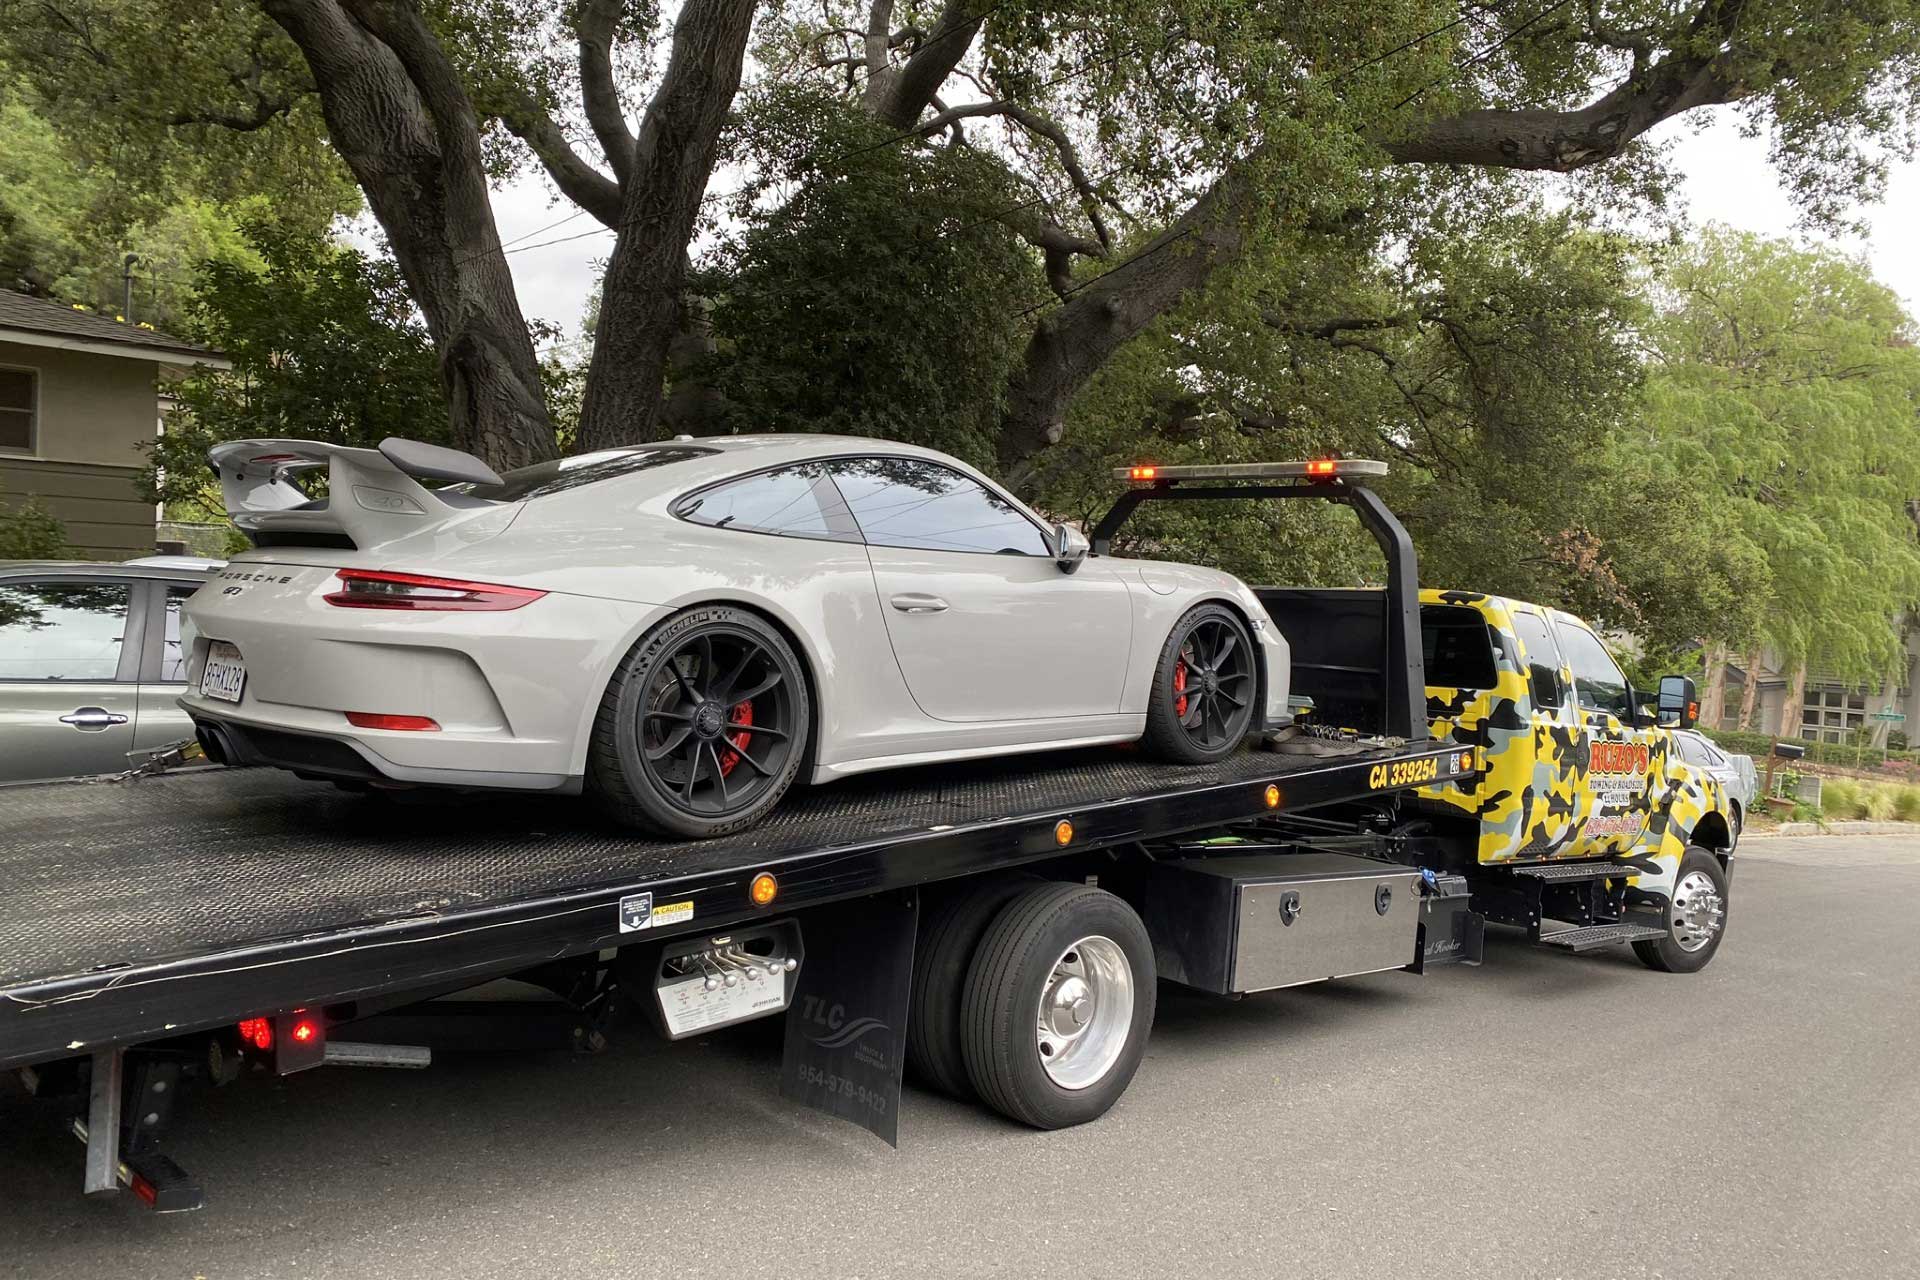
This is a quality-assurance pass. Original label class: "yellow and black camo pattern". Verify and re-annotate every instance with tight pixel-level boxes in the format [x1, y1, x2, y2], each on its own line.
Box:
[1414, 589, 1727, 895]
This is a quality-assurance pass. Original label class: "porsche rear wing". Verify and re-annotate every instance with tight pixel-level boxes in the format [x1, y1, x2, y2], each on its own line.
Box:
[1093, 457, 1424, 739]
[209, 438, 505, 552]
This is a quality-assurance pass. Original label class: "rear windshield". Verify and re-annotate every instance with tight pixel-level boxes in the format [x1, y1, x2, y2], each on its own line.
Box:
[456, 447, 715, 502]
[1421, 605, 1498, 690]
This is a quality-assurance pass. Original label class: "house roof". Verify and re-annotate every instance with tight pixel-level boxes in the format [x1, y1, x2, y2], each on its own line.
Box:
[0, 289, 226, 367]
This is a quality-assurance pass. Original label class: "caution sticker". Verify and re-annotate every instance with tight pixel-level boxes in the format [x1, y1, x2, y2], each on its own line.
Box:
[653, 900, 695, 927]
[617, 894, 695, 932]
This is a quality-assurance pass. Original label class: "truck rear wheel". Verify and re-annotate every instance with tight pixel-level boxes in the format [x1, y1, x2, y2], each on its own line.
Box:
[907, 875, 1038, 1099]
[961, 883, 1156, 1129]
[1632, 846, 1729, 973]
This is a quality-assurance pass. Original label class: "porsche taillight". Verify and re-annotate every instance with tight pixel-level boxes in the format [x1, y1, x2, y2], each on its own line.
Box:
[322, 569, 546, 611]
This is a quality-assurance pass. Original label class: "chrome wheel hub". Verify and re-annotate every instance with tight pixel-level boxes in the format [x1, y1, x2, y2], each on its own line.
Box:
[1670, 868, 1725, 952]
[1035, 936, 1133, 1091]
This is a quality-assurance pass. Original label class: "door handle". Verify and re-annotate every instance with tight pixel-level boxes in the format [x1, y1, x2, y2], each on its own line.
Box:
[60, 707, 129, 732]
[890, 594, 949, 614]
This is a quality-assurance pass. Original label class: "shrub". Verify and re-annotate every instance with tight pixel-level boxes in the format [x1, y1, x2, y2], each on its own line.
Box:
[0, 498, 75, 559]
[1821, 778, 1864, 819]
[1894, 786, 1920, 822]
[1862, 787, 1899, 821]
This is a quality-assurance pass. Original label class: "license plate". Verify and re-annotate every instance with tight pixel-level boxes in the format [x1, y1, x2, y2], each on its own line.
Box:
[200, 641, 247, 704]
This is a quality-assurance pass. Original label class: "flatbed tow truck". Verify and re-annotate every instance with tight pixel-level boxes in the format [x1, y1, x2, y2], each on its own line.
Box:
[0, 460, 1724, 1214]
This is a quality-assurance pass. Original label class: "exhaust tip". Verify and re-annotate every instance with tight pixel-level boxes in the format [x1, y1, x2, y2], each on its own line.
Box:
[195, 724, 231, 766]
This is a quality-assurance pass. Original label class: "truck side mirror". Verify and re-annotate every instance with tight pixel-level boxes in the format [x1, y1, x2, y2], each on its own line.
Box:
[1658, 674, 1698, 729]
[1526, 662, 1563, 708]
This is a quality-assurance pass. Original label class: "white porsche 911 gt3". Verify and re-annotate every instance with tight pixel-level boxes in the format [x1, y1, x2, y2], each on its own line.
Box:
[180, 435, 1290, 836]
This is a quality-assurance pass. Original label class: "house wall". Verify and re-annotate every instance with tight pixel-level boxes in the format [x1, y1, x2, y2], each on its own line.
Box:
[0, 339, 159, 558]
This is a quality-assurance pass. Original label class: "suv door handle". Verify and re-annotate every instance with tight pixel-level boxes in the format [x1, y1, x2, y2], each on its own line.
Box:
[890, 594, 949, 614]
[60, 707, 129, 731]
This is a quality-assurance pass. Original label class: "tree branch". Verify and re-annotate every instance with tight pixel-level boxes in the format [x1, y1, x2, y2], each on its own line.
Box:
[497, 92, 625, 225]
[912, 98, 1113, 252]
[870, 0, 989, 130]
[1384, 1, 1751, 170]
[577, 0, 637, 183]
[864, 0, 894, 78]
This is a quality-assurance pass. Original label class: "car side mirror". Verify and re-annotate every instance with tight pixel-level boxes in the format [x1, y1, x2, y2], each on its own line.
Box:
[1526, 662, 1563, 709]
[1053, 524, 1090, 574]
[1658, 674, 1698, 729]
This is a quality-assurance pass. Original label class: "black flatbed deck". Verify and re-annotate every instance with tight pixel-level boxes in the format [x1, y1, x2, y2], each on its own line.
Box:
[0, 740, 1469, 1070]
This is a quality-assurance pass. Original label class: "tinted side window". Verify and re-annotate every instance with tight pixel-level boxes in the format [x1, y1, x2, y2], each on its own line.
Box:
[0, 581, 130, 680]
[1420, 605, 1497, 690]
[1508, 609, 1566, 708]
[1553, 621, 1629, 717]
[830, 457, 1050, 556]
[678, 463, 860, 542]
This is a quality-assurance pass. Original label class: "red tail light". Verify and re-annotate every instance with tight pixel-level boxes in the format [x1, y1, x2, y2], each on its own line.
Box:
[237, 1017, 273, 1051]
[323, 569, 545, 611]
[346, 712, 441, 732]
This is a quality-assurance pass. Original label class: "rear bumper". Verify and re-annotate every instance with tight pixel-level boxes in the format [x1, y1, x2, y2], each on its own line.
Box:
[181, 564, 665, 783]
[189, 712, 579, 793]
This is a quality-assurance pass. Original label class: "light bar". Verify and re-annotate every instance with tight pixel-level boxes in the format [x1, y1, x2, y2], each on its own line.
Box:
[1115, 459, 1389, 483]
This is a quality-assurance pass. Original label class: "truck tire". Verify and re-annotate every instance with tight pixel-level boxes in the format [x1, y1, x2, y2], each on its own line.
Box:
[960, 883, 1156, 1129]
[1632, 846, 1729, 974]
[907, 875, 1038, 1099]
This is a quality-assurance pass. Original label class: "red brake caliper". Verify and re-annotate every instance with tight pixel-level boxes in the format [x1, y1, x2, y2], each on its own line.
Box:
[719, 701, 753, 777]
[1173, 657, 1189, 719]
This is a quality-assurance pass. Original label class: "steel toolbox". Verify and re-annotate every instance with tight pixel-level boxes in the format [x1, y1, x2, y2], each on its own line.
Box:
[1144, 852, 1424, 993]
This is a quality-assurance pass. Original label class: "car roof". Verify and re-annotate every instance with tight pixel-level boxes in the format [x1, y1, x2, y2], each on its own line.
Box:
[0, 559, 217, 580]
[507, 434, 1036, 511]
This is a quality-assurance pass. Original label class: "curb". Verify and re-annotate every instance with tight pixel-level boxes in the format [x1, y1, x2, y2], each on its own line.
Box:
[1749, 820, 1920, 838]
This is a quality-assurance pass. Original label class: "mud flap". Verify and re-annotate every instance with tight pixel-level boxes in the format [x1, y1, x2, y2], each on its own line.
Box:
[1414, 871, 1484, 969]
[780, 891, 917, 1146]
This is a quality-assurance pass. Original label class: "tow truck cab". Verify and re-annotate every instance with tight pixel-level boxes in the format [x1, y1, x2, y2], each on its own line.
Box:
[1407, 589, 1734, 900]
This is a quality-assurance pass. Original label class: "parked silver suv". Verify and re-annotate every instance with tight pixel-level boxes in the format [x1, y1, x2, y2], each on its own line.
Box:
[0, 557, 220, 783]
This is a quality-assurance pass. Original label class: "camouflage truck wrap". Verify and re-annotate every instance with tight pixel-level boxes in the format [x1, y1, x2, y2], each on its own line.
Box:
[1412, 588, 1733, 903]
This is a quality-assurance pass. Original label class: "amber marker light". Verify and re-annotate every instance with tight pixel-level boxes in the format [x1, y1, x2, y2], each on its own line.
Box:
[1264, 784, 1281, 809]
[1304, 458, 1338, 480]
[1128, 465, 1157, 481]
[750, 873, 778, 906]
[1054, 819, 1075, 846]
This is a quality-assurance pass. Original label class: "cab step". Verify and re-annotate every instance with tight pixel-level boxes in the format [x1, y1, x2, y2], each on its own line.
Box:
[1507, 861, 1643, 883]
[1538, 919, 1669, 952]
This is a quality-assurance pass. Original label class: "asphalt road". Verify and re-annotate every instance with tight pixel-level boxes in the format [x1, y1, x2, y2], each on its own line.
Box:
[3, 834, 1917, 1280]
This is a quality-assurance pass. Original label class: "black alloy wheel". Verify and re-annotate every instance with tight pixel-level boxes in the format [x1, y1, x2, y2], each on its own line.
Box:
[1141, 603, 1258, 764]
[591, 605, 809, 836]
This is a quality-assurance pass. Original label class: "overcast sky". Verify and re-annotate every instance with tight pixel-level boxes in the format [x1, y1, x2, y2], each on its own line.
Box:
[479, 109, 1920, 343]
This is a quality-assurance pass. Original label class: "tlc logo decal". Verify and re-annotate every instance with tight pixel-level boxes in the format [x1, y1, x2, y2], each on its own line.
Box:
[1591, 742, 1650, 775]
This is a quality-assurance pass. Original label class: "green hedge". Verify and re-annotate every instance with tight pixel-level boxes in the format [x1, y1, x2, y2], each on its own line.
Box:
[1700, 727, 1920, 770]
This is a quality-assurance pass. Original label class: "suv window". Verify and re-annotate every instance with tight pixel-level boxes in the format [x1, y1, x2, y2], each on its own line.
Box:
[1420, 605, 1498, 690]
[160, 585, 198, 681]
[0, 581, 131, 680]
[677, 463, 860, 542]
[1508, 609, 1567, 708]
[830, 457, 1050, 556]
[1553, 620, 1630, 717]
